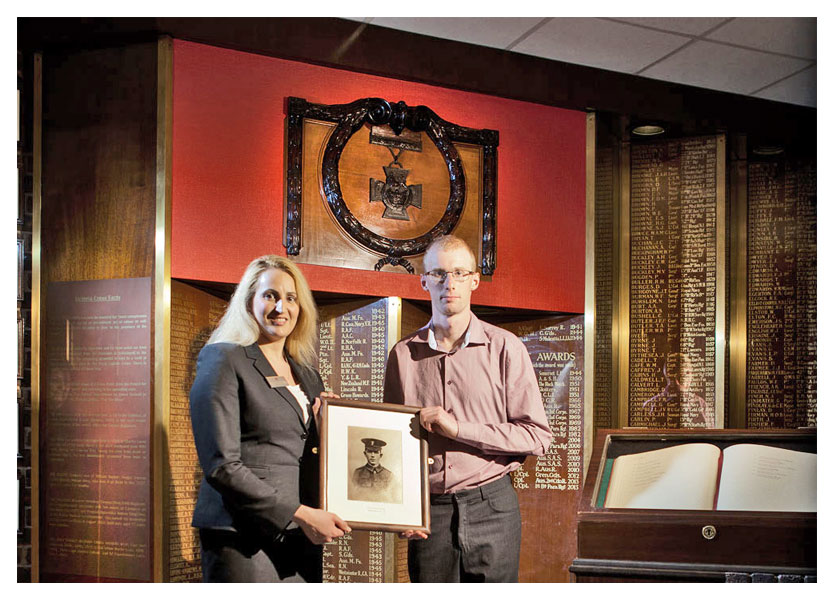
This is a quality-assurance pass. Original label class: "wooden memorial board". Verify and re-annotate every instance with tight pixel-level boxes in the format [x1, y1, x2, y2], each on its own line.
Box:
[286, 97, 498, 275]
[593, 145, 616, 429]
[503, 314, 584, 582]
[746, 159, 816, 428]
[166, 280, 228, 581]
[627, 136, 725, 428]
[316, 297, 429, 582]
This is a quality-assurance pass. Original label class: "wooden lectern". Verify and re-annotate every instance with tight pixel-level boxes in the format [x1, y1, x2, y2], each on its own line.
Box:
[571, 429, 816, 582]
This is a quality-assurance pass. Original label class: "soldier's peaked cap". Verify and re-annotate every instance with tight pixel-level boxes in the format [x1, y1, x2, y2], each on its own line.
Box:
[361, 438, 387, 450]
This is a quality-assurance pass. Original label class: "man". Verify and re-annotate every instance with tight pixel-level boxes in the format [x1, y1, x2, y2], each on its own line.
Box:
[383, 235, 552, 582]
[642, 353, 712, 428]
[349, 438, 399, 503]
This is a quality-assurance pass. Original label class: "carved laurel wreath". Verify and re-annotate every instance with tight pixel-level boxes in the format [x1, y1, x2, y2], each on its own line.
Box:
[285, 97, 498, 274]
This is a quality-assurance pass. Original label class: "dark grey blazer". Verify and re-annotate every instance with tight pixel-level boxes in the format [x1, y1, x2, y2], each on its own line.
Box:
[189, 342, 324, 542]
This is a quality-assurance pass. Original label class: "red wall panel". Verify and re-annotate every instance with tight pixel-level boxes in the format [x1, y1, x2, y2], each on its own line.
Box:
[172, 40, 586, 313]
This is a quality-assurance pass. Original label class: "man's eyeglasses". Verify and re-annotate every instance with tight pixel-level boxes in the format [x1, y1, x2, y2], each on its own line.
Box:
[423, 269, 476, 284]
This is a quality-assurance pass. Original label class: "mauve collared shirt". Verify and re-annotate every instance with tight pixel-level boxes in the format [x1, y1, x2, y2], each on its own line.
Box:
[383, 312, 553, 494]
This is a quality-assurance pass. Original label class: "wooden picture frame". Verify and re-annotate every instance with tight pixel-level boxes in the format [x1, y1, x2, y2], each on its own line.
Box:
[17, 308, 24, 380]
[18, 396, 24, 458]
[18, 469, 25, 535]
[573, 429, 816, 582]
[18, 238, 24, 301]
[285, 96, 498, 275]
[18, 156, 24, 226]
[320, 398, 430, 533]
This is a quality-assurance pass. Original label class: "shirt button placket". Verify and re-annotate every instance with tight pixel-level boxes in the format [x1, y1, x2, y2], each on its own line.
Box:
[444, 353, 454, 408]
[445, 355, 454, 486]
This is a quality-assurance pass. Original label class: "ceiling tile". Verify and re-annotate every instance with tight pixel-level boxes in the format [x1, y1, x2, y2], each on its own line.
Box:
[512, 17, 690, 73]
[613, 17, 728, 36]
[707, 17, 816, 59]
[366, 17, 543, 49]
[754, 66, 816, 107]
[641, 40, 812, 96]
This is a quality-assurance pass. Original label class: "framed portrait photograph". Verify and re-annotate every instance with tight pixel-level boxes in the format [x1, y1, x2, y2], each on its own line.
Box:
[320, 398, 429, 533]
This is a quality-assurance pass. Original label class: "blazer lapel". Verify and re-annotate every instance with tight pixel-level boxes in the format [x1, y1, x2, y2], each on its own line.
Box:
[288, 355, 319, 431]
[244, 343, 307, 428]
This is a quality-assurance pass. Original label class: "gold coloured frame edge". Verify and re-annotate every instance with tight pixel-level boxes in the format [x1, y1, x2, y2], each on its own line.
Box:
[728, 134, 747, 428]
[153, 36, 174, 582]
[583, 112, 596, 476]
[31, 51, 42, 582]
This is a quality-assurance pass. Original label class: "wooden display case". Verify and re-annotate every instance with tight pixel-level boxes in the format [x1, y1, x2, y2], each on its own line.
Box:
[571, 429, 816, 582]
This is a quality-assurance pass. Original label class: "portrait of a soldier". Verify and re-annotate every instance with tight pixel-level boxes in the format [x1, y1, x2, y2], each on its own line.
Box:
[348, 437, 401, 503]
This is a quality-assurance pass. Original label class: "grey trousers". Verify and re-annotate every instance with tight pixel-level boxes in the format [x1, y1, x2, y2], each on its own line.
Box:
[199, 528, 322, 582]
[408, 475, 522, 583]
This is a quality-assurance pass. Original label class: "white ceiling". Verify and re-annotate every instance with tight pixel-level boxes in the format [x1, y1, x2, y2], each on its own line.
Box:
[344, 17, 816, 108]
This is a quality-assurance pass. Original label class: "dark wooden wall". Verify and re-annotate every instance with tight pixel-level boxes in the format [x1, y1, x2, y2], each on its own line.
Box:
[41, 43, 158, 283]
[37, 40, 161, 582]
[19, 17, 816, 583]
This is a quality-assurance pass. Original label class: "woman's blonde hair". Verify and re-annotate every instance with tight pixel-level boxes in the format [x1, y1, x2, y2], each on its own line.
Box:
[207, 255, 318, 366]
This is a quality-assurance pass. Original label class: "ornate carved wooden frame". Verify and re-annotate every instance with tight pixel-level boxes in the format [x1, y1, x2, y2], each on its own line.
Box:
[285, 96, 499, 274]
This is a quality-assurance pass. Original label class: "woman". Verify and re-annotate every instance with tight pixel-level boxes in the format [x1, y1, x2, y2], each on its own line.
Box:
[190, 255, 350, 582]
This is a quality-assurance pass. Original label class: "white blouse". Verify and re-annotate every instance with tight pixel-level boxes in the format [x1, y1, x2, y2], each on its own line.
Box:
[285, 384, 311, 423]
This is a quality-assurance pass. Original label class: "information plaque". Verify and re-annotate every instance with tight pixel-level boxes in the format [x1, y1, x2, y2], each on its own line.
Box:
[42, 278, 152, 581]
[504, 314, 584, 582]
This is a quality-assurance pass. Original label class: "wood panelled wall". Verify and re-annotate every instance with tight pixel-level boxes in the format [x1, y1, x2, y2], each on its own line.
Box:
[41, 44, 158, 283]
[17, 49, 36, 583]
[23, 18, 816, 583]
[591, 114, 816, 431]
[37, 40, 163, 582]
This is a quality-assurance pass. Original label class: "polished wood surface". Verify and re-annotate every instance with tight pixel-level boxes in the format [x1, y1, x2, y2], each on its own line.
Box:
[399, 300, 430, 340]
[37, 41, 161, 582]
[40, 42, 158, 283]
[167, 281, 228, 582]
[573, 429, 817, 581]
[501, 315, 585, 582]
[296, 119, 484, 275]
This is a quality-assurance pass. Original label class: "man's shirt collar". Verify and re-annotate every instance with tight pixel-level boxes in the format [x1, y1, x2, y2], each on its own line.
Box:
[422, 312, 487, 351]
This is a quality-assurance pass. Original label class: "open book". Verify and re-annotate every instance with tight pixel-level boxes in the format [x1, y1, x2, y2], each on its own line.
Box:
[600, 443, 816, 512]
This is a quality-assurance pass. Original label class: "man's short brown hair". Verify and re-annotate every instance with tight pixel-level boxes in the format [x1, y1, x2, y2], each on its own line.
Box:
[424, 235, 477, 272]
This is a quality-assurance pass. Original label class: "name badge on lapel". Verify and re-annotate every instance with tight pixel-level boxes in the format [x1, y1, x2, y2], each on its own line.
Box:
[266, 376, 289, 388]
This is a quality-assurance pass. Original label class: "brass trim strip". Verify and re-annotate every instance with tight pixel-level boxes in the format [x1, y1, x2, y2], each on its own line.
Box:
[729, 135, 748, 428]
[31, 51, 43, 583]
[384, 297, 402, 581]
[383, 531, 396, 582]
[386, 297, 402, 354]
[153, 36, 174, 583]
[714, 134, 727, 428]
[615, 141, 630, 427]
[583, 112, 596, 476]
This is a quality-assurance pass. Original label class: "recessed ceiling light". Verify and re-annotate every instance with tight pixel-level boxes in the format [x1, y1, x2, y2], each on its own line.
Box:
[752, 145, 784, 156]
[631, 124, 665, 136]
